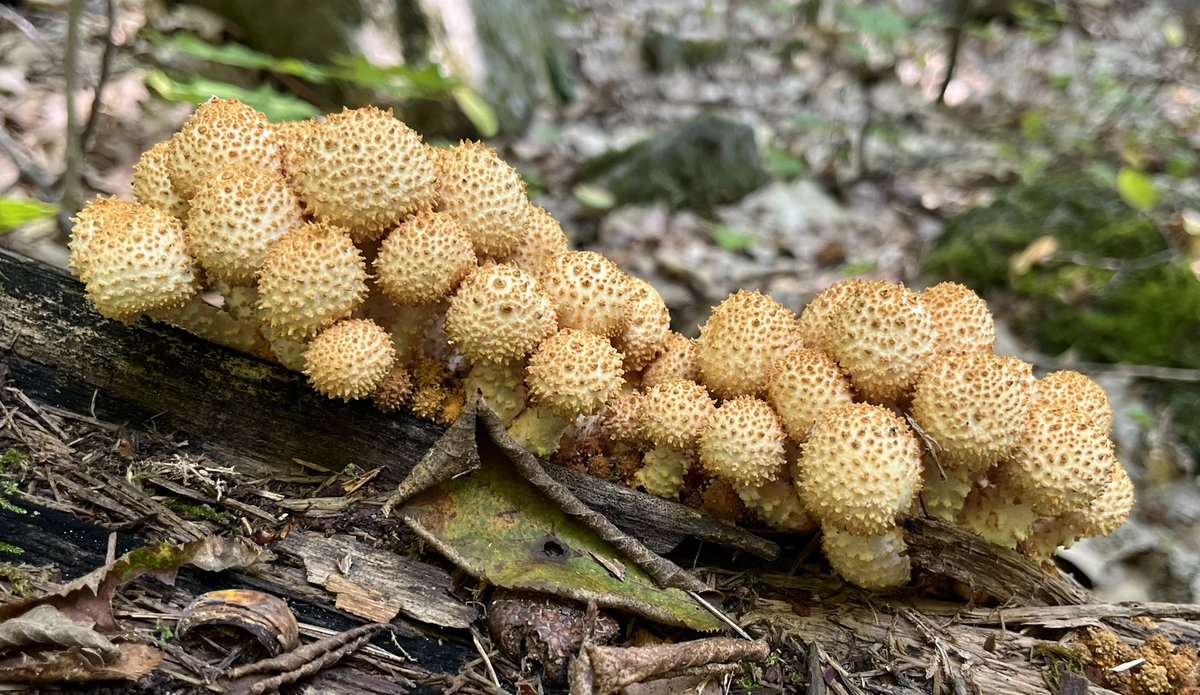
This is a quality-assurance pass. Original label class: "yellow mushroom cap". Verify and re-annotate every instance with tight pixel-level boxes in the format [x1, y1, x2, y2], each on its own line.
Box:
[186, 164, 305, 286]
[796, 279, 867, 353]
[821, 526, 911, 591]
[698, 396, 788, 487]
[256, 222, 368, 338]
[638, 379, 716, 450]
[371, 365, 414, 413]
[615, 276, 671, 372]
[303, 319, 396, 401]
[956, 482, 1039, 548]
[444, 263, 557, 364]
[766, 348, 855, 444]
[434, 140, 529, 259]
[1001, 403, 1116, 515]
[539, 251, 632, 338]
[633, 447, 690, 500]
[1018, 459, 1135, 559]
[738, 475, 817, 533]
[1034, 370, 1114, 435]
[797, 403, 923, 536]
[825, 281, 936, 403]
[464, 359, 527, 425]
[921, 282, 996, 354]
[68, 196, 140, 283]
[374, 210, 477, 306]
[80, 203, 200, 322]
[167, 98, 282, 200]
[273, 117, 321, 181]
[641, 332, 698, 386]
[909, 353, 1034, 471]
[509, 203, 569, 279]
[599, 391, 646, 445]
[525, 329, 625, 418]
[132, 138, 189, 220]
[290, 107, 437, 243]
[696, 290, 800, 399]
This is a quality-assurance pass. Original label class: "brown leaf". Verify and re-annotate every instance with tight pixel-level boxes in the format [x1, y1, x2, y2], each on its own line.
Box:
[0, 642, 162, 682]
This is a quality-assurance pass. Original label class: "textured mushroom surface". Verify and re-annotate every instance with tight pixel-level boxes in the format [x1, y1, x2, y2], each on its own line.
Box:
[1033, 370, 1114, 434]
[615, 276, 671, 372]
[374, 210, 477, 306]
[256, 222, 368, 338]
[821, 526, 911, 590]
[168, 98, 282, 200]
[641, 332, 698, 387]
[69, 196, 140, 283]
[798, 403, 923, 535]
[525, 329, 625, 418]
[1001, 403, 1116, 515]
[132, 138, 189, 220]
[698, 396, 788, 487]
[696, 290, 799, 399]
[922, 281, 996, 354]
[434, 140, 529, 259]
[444, 264, 557, 365]
[539, 251, 631, 338]
[510, 203, 569, 279]
[767, 348, 855, 444]
[638, 379, 715, 450]
[304, 319, 396, 401]
[796, 279, 865, 352]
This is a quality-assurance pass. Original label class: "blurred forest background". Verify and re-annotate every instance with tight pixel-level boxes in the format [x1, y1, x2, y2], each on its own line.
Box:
[1, 0, 1199, 603]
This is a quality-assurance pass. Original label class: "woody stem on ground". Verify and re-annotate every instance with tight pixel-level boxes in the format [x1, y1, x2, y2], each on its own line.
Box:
[59, 0, 85, 239]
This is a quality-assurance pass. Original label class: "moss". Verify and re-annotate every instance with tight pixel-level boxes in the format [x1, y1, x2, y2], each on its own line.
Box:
[162, 498, 234, 527]
[0, 562, 35, 597]
[0, 449, 29, 471]
[925, 175, 1200, 368]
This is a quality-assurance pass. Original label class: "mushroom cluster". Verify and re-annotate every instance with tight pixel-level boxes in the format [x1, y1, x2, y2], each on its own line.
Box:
[71, 98, 1133, 591]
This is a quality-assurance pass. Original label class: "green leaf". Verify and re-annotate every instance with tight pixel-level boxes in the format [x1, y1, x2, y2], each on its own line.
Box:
[1116, 167, 1158, 211]
[707, 222, 756, 251]
[0, 197, 59, 234]
[147, 32, 332, 83]
[572, 183, 615, 211]
[145, 70, 321, 122]
[451, 86, 499, 137]
[838, 5, 910, 42]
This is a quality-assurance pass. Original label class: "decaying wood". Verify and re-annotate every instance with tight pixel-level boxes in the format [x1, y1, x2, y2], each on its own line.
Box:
[0, 248, 775, 560]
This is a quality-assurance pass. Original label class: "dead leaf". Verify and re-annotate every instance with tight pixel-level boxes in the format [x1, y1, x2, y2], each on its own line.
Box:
[0, 605, 118, 657]
[0, 642, 162, 682]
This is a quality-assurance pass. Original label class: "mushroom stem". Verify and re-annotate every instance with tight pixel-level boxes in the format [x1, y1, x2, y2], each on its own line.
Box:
[632, 446, 690, 500]
[148, 296, 270, 359]
[507, 407, 572, 457]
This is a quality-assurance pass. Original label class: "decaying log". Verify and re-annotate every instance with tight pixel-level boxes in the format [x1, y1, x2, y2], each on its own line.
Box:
[0, 248, 774, 560]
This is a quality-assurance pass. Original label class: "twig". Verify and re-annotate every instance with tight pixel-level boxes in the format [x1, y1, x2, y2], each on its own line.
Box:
[80, 0, 116, 153]
[1027, 357, 1200, 384]
[0, 6, 56, 57]
[60, 0, 86, 233]
[470, 628, 501, 689]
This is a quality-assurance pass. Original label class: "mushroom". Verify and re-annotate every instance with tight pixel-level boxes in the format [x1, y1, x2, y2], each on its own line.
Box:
[821, 526, 911, 591]
[186, 164, 305, 287]
[921, 282, 996, 354]
[795, 279, 867, 353]
[464, 359, 527, 425]
[168, 98, 282, 200]
[256, 222, 368, 338]
[371, 366, 414, 413]
[289, 106, 437, 243]
[797, 403, 923, 536]
[539, 251, 632, 338]
[766, 348, 855, 445]
[509, 203, 569, 280]
[641, 332, 698, 387]
[68, 196, 140, 283]
[632, 379, 715, 499]
[444, 263, 557, 365]
[1033, 370, 1114, 434]
[374, 210, 477, 306]
[433, 140, 529, 260]
[696, 290, 800, 399]
[1018, 459, 1135, 560]
[824, 281, 936, 404]
[738, 457, 816, 533]
[508, 329, 625, 456]
[955, 481, 1040, 548]
[697, 396, 788, 488]
[614, 276, 671, 373]
[303, 319, 397, 401]
[132, 137, 189, 221]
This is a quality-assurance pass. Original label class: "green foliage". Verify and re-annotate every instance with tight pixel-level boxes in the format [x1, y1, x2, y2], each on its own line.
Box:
[0, 562, 33, 596]
[0, 450, 29, 470]
[837, 5, 910, 43]
[707, 222, 757, 251]
[146, 31, 497, 134]
[1115, 167, 1158, 210]
[926, 175, 1200, 368]
[761, 145, 807, 180]
[0, 198, 58, 235]
[0, 482, 26, 516]
[161, 498, 234, 527]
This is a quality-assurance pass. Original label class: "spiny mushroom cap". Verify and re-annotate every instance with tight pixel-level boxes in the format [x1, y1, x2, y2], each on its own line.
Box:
[303, 319, 396, 401]
[434, 140, 529, 259]
[132, 138, 189, 220]
[615, 276, 671, 372]
[922, 282, 996, 354]
[821, 527, 911, 591]
[698, 396, 788, 488]
[1001, 403, 1116, 515]
[638, 379, 716, 450]
[796, 279, 867, 353]
[525, 329, 625, 418]
[539, 251, 632, 338]
[256, 222, 368, 338]
[444, 263, 557, 364]
[633, 447, 690, 500]
[599, 392, 645, 445]
[738, 475, 817, 533]
[1034, 370, 1114, 435]
[464, 359, 527, 425]
[1019, 461, 1135, 559]
[374, 210, 477, 306]
[167, 98, 282, 200]
[290, 107, 437, 243]
[69, 196, 140, 282]
[509, 203, 569, 279]
[185, 164, 305, 286]
[919, 459, 979, 522]
[641, 332, 698, 386]
[825, 281, 936, 403]
[274, 118, 321, 180]
[798, 403, 923, 536]
[371, 366, 413, 413]
[956, 483, 1039, 548]
[81, 203, 200, 322]
[696, 290, 800, 399]
[766, 348, 855, 444]
[696, 478, 747, 524]
[910, 353, 1034, 472]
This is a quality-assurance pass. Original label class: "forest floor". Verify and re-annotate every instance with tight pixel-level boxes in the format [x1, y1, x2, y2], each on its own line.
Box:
[1, 0, 1199, 615]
